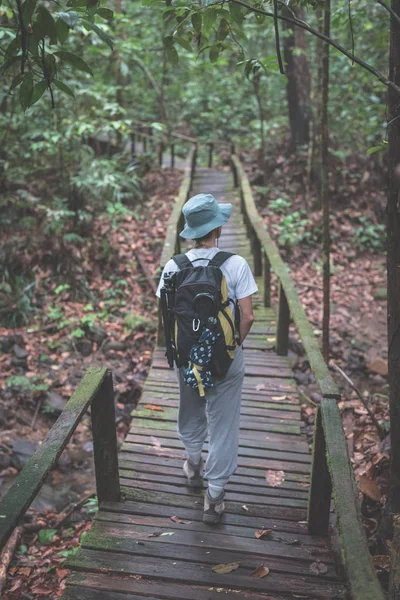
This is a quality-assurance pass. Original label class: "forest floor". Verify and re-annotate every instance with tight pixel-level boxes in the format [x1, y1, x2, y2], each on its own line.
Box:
[245, 142, 390, 586]
[0, 165, 182, 599]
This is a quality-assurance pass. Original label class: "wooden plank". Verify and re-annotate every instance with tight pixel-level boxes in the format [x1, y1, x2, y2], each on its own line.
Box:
[95, 509, 329, 548]
[119, 447, 310, 474]
[66, 571, 302, 600]
[127, 426, 309, 452]
[124, 435, 310, 464]
[120, 479, 308, 509]
[119, 487, 307, 522]
[126, 433, 310, 461]
[117, 454, 311, 482]
[100, 500, 312, 536]
[118, 462, 310, 493]
[0, 366, 108, 552]
[67, 548, 344, 598]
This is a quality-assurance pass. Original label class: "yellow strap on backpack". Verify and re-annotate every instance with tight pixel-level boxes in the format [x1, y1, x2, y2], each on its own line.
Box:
[191, 364, 205, 398]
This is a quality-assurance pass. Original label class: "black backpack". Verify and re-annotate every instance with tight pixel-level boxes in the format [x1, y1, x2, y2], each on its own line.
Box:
[167, 251, 238, 378]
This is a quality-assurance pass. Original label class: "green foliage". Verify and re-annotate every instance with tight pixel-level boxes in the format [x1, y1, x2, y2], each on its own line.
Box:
[83, 496, 98, 513]
[275, 211, 321, 247]
[268, 197, 292, 215]
[0, 1, 115, 108]
[6, 374, 48, 393]
[354, 217, 386, 252]
[124, 312, 156, 332]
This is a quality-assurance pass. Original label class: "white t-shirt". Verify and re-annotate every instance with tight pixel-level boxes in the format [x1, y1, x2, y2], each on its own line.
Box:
[156, 248, 258, 304]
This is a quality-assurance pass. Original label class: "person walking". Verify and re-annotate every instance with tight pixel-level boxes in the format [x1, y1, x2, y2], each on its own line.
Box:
[156, 193, 257, 523]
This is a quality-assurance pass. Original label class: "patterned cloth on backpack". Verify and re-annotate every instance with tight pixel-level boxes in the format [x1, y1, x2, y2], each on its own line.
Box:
[183, 319, 220, 397]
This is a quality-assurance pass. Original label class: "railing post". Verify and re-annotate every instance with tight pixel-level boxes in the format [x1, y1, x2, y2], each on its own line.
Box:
[131, 132, 136, 157]
[307, 405, 332, 536]
[143, 133, 147, 152]
[171, 144, 175, 168]
[263, 250, 271, 308]
[208, 143, 213, 168]
[91, 371, 120, 504]
[231, 156, 238, 188]
[276, 283, 290, 355]
[251, 232, 262, 277]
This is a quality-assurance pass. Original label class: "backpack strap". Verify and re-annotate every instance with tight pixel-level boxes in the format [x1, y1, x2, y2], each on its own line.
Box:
[172, 254, 192, 270]
[209, 251, 235, 268]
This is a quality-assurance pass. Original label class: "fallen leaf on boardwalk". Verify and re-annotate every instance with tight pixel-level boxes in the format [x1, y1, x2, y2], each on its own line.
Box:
[148, 529, 164, 537]
[266, 470, 285, 487]
[151, 436, 161, 448]
[241, 505, 249, 511]
[310, 561, 328, 575]
[271, 395, 287, 400]
[266, 337, 276, 342]
[212, 562, 240, 574]
[255, 384, 265, 391]
[255, 528, 271, 539]
[145, 404, 164, 411]
[170, 516, 192, 524]
[358, 475, 382, 502]
[251, 565, 270, 578]
[160, 532, 175, 536]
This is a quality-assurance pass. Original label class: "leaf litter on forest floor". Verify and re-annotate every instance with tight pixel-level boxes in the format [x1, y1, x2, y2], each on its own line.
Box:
[212, 562, 240, 574]
[251, 565, 270, 578]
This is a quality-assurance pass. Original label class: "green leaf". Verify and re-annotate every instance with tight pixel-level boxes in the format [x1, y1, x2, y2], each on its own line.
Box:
[191, 12, 202, 33]
[36, 6, 57, 44]
[166, 44, 179, 65]
[10, 73, 24, 91]
[59, 11, 79, 28]
[209, 45, 219, 63]
[54, 51, 93, 76]
[367, 144, 385, 155]
[217, 18, 229, 41]
[30, 80, 47, 105]
[19, 74, 33, 110]
[97, 7, 114, 20]
[38, 529, 57, 545]
[229, 3, 243, 24]
[203, 8, 217, 32]
[22, 0, 38, 25]
[56, 18, 70, 44]
[81, 18, 113, 50]
[163, 35, 174, 47]
[174, 36, 192, 52]
[53, 79, 75, 99]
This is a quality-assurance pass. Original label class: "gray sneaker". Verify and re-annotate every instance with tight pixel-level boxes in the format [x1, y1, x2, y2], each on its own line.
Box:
[183, 458, 204, 488]
[203, 489, 225, 524]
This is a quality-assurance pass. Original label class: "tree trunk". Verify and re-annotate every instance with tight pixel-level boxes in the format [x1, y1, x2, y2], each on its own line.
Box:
[321, 0, 330, 363]
[388, 0, 400, 513]
[282, 7, 311, 153]
[252, 72, 266, 183]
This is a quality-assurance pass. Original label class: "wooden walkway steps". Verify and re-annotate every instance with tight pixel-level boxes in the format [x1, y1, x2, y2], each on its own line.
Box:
[63, 167, 346, 599]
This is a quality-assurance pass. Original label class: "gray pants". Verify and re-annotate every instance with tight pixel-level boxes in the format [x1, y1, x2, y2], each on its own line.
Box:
[176, 348, 245, 490]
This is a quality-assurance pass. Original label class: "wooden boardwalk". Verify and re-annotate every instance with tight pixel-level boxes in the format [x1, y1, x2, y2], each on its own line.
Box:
[64, 168, 346, 599]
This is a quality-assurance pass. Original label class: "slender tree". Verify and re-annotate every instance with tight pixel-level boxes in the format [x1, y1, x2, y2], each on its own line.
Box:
[282, 6, 311, 153]
[321, 0, 331, 362]
[388, 0, 400, 513]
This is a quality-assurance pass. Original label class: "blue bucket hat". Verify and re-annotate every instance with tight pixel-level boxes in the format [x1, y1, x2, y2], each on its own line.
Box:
[179, 193, 232, 239]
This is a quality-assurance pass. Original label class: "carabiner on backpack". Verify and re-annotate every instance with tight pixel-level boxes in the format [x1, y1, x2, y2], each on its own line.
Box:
[193, 318, 200, 332]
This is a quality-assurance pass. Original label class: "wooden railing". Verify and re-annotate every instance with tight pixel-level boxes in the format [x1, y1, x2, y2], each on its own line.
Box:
[230, 155, 385, 600]
[0, 367, 119, 552]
